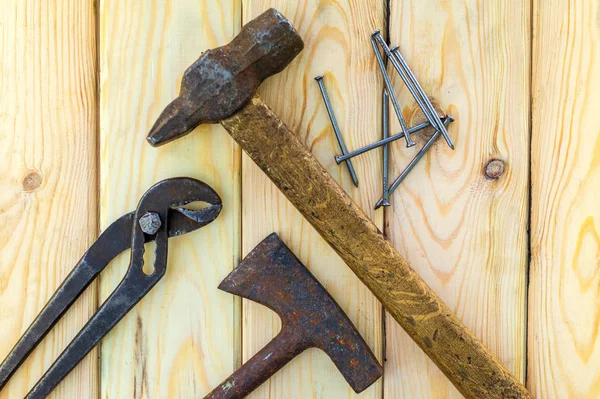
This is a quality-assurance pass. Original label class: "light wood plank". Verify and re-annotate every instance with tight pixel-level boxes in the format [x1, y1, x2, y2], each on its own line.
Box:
[240, 1, 384, 398]
[385, 1, 530, 397]
[0, 0, 98, 397]
[528, 0, 600, 397]
[99, 1, 241, 397]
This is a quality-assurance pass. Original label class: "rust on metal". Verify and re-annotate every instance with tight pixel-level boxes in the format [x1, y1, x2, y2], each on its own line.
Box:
[206, 233, 383, 398]
[147, 8, 304, 147]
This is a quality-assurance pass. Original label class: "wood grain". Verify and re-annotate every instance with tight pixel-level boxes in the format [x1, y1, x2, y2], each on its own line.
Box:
[239, 1, 385, 397]
[99, 1, 241, 397]
[0, 0, 98, 398]
[529, 0, 600, 397]
[5, 1, 600, 397]
[385, 1, 530, 397]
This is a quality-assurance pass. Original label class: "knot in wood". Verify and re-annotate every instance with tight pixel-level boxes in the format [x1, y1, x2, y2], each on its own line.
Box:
[484, 159, 506, 180]
[23, 171, 42, 192]
[408, 102, 443, 141]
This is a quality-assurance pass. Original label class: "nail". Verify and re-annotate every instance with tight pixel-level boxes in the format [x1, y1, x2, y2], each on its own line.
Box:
[381, 89, 391, 207]
[389, 44, 455, 150]
[370, 31, 416, 148]
[315, 75, 359, 187]
[374, 115, 454, 209]
[386, 44, 446, 147]
[334, 115, 450, 164]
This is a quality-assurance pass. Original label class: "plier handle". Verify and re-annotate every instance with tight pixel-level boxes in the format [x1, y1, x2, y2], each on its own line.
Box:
[0, 177, 222, 398]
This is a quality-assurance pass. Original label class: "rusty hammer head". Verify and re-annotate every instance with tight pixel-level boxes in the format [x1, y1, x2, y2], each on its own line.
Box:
[216, 233, 382, 396]
[147, 8, 304, 146]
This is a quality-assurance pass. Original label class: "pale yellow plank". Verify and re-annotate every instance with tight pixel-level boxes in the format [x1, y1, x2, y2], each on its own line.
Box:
[384, 1, 530, 397]
[99, 1, 241, 398]
[240, 1, 384, 398]
[528, 0, 600, 397]
[0, 0, 98, 398]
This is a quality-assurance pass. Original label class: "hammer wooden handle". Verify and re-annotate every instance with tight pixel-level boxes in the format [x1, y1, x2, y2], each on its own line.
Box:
[221, 96, 531, 399]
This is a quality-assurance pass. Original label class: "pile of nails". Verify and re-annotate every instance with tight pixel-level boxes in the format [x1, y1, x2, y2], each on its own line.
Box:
[316, 29, 456, 210]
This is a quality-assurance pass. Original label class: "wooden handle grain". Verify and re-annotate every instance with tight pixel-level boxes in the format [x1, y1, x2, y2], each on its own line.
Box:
[221, 96, 531, 399]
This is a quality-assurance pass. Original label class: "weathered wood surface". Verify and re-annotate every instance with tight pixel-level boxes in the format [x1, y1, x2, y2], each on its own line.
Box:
[3, 1, 600, 398]
[99, 0, 241, 398]
[0, 1, 98, 398]
[529, 0, 600, 397]
[239, 1, 385, 397]
[383, 1, 531, 397]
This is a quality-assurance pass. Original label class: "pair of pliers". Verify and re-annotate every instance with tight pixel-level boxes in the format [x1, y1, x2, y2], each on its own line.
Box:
[0, 177, 222, 398]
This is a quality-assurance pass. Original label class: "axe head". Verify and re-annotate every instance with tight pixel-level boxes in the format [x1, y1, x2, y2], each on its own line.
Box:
[219, 233, 383, 393]
[147, 8, 304, 146]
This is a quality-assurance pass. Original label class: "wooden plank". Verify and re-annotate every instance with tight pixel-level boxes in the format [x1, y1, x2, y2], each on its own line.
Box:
[0, 0, 98, 398]
[99, 1, 241, 397]
[385, 1, 530, 397]
[240, 1, 384, 398]
[528, 0, 600, 397]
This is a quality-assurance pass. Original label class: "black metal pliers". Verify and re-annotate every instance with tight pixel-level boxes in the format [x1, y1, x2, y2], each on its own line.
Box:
[0, 177, 222, 398]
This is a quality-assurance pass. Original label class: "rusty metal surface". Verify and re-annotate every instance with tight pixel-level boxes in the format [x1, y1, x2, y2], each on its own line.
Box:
[0, 178, 222, 398]
[147, 8, 304, 147]
[206, 233, 382, 398]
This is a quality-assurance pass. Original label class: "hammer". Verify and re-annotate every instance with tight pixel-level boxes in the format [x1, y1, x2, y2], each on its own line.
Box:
[147, 9, 531, 399]
[206, 233, 383, 398]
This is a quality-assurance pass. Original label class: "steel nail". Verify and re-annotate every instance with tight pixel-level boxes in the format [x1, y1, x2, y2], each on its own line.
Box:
[387, 44, 443, 142]
[334, 116, 449, 164]
[388, 44, 455, 150]
[372, 31, 454, 150]
[381, 89, 391, 207]
[315, 75, 359, 187]
[372, 32, 438, 133]
[374, 115, 454, 209]
[370, 31, 416, 148]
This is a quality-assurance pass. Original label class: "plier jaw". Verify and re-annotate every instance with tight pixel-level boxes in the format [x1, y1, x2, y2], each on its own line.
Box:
[0, 177, 222, 398]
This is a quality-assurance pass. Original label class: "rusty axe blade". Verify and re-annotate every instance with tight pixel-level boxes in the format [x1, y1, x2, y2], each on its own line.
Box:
[206, 233, 382, 398]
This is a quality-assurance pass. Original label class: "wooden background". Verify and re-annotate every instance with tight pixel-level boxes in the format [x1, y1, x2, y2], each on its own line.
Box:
[0, 0, 598, 398]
